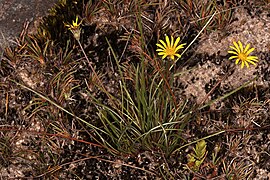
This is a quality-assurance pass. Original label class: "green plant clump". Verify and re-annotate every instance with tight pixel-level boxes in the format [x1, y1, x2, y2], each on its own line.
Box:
[2, 0, 267, 178]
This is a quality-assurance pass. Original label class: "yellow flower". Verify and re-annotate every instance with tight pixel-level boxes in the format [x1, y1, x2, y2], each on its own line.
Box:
[156, 36, 186, 60]
[65, 16, 82, 41]
[228, 41, 258, 69]
[65, 16, 82, 30]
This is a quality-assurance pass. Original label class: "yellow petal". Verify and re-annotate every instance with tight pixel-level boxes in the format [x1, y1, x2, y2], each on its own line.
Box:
[166, 36, 171, 48]
[233, 41, 240, 53]
[156, 43, 165, 50]
[174, 37, 180, 48]
[243, 43, 250, 53]
[156, 49, 164, 52]
[247, 56, 258, 61]
[228, 51, 238, 55]
[170, 55, 175, 60]
[241, 61, 245, 68]
[175, 43, 186, 52]
[229, 46, 239, 53]
[158, 52, 166, 55]
[229, 56, 238, 60]
[235, 58, 240, 64]
[244, 61, 250, 68]
[170, 36, 174, 48]
[175, 54, 181, 58]
[246, 60, 257, 65]
[238, 41, 244, 52]
[246, 48, 255, 55]
[162, 54, 167, 59]
[159, 40, 167, 48]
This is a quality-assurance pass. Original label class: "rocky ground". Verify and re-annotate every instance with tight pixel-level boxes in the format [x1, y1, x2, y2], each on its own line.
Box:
[0, 0, 58, 50]
[0, 0, 270, 179]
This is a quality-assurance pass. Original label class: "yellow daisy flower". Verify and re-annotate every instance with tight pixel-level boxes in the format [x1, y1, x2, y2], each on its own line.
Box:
[228, 41, 259, 69]
[156, 36, 186, 60]
[65, 16, 82, 41]
[65, 16, 82, 30]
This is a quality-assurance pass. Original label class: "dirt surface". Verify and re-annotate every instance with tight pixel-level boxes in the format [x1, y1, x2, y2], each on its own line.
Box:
[179, 8, 270, 105]
[0, 0, 58, 50]
[1, 0, 270, 179]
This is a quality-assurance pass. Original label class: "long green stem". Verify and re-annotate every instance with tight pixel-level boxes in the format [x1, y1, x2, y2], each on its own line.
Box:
[170, 11, 217, 71]
[172, 130, 225, 154]
[77, 40, 101, 84]
[9, 79, 122, 154]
